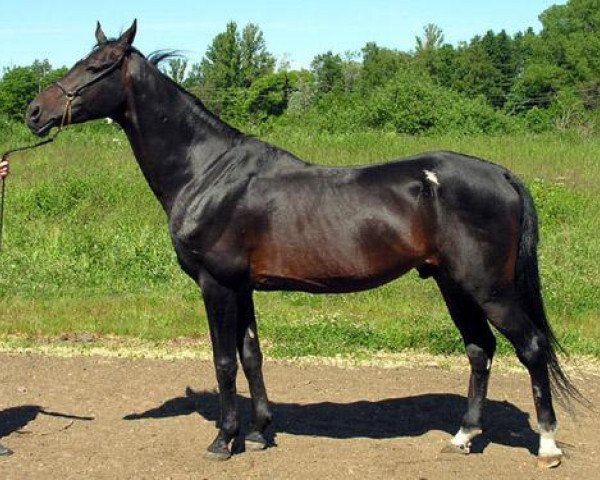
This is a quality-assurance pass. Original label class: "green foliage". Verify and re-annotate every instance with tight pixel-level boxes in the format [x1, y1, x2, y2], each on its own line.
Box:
[0, 113, 34, 143]
[8, 2, 600, 135]
[196, 22, 275, 91]
[286, 71, 316, 113]
[412, 1, 600, 127]
[5, 2, 600, 135]
[188, 21, 277, 124]
[282, 68, 519, 135]
[160, 1, 600, 134]
[468, 31, 519, 107]
[360, 42, 411, 90]
[239, 23, 276, 88]
[310, 51, 344, 95]
[245, 72, 290, 122]
[200, 21, 242, 90]
[0, 66, 37, 120]
[0, 60, 67, 120]
[548, 88, 588, 129]
[424, 30, 521, 109]
[366, 69, 515, 134]
[506, 62, 568, 114]
[425, 44, 459, 89]
[164, 58, 188, 84]
[286, 3, 600, 137]
[539, 0, 600, 83]
[415, 24, 445, 54]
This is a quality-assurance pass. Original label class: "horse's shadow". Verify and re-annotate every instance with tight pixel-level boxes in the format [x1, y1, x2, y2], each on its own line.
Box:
[0, 405, 94, 439]
[124, 388, 539, 455]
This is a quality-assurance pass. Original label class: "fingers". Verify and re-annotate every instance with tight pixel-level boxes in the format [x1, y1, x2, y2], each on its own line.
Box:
[0, 160, 9, 179]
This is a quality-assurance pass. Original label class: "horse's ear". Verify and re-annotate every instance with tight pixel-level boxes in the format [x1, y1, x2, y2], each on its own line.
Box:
[118, 19, 137, 46]
[95, 21, 108, 44]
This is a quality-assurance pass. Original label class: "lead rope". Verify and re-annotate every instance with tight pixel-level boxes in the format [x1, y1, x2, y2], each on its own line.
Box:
[0, 177, 5, 252]
[0, 95, 73, 252]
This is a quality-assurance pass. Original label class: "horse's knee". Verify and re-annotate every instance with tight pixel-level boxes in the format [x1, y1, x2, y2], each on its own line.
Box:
[214, 356, 238, 380]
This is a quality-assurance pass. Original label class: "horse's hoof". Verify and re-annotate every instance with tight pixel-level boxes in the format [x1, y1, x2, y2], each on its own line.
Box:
[0, 444, 13, 456]
[537, 454, 562, 469]
[441, 443, 471, 455]
[245, 431, 268, 452]
[206, 438, 232, 461]
[205, 448, 232, 461]
[245, 440, 267, 451]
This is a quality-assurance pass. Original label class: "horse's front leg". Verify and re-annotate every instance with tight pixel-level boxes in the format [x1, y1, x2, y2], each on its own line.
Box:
[236, 290, 272, 450]
[200, 273, 240, 460]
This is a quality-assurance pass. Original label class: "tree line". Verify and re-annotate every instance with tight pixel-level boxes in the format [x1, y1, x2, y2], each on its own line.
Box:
[2, 0, 600, 135]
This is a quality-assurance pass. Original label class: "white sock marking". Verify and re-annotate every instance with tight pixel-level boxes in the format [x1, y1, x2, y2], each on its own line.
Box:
[451, 427, 481, 448]
[539, 427, 562, 457]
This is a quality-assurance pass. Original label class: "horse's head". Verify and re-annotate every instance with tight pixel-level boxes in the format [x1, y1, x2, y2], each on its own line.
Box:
[27, 20, 137, 136]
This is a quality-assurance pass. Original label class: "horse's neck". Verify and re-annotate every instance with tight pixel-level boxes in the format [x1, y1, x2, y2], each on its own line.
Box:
[117, 57, 241, 213]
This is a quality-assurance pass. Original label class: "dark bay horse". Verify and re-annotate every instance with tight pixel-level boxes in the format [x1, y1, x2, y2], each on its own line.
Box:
[25, 21, 577, 467]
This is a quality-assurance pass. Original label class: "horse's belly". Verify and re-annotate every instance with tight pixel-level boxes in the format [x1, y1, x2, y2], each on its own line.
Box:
[249, 201, 433, 293]
[250, 245, 420, 293]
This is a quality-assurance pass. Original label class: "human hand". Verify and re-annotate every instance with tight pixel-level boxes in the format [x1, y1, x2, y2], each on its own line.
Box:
[0, 160, 9, 179]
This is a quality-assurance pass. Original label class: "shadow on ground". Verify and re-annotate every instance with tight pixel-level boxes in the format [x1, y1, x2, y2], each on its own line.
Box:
[124, 388, 538, 455]
[0, 405, 94, 439]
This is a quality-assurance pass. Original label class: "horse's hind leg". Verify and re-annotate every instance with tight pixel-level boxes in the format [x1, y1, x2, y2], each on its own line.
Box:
[479, 294, 562, 468]
[435, 273, 496, 454]
[236, 291, 272, 451]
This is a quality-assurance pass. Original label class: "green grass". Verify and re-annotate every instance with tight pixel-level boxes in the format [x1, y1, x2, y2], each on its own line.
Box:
[1, 125, 599, 358]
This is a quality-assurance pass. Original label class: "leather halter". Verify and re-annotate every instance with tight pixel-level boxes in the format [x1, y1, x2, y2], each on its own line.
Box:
[54, 50, 128, 127]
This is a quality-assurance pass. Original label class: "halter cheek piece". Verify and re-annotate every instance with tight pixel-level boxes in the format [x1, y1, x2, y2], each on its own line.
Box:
[53, 84, 75, 128]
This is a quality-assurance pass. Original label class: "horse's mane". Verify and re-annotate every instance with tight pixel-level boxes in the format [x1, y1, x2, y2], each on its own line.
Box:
[147, 50, 182, 66]
[144, 48, 244, 139]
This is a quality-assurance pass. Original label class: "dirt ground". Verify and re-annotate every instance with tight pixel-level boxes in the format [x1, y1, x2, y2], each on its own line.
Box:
[0, 353, 598, 479]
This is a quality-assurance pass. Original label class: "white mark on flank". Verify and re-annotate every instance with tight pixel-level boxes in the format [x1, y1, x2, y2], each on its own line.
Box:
[424, 170, 440, 186]
[248, 328, 255, 339]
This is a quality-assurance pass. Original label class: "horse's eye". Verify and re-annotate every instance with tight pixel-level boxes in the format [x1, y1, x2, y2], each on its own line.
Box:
[86, 65, 103, 73]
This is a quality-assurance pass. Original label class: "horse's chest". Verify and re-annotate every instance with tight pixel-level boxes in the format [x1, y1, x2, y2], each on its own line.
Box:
[172, 237, 249, 285]
[170, 212, 252, 284]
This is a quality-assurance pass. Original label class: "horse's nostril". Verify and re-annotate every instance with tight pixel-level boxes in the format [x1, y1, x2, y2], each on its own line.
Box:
[30, 105, 41, 120]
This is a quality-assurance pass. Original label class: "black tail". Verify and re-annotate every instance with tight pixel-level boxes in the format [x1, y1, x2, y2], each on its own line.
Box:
[508, 174, 583, 407]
